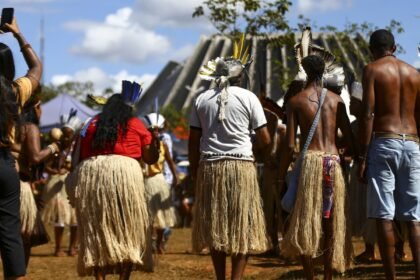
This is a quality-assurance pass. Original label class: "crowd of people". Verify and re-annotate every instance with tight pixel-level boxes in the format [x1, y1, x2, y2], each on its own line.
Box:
[0, 14, 419, 280]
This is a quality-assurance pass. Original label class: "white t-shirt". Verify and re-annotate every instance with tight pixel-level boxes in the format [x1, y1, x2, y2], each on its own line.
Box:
[190, 86, 267, 161]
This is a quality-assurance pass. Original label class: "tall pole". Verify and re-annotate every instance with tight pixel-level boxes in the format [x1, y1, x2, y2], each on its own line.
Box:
[40, 16, 45, 85]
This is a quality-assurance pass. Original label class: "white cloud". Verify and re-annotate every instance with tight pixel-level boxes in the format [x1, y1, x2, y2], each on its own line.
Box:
[131, 0, 210, 29]
[51, 67, 156, 95]
[171, 44, 195, 62]
[413, 60, 420, 69]
[66, 7, 170, 64]
[297, 0, 352, 13]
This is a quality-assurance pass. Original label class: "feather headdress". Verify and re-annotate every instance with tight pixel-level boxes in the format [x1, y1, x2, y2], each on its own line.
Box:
[198, 34, 253, 121]
[88, 94, 108, 105]
[121, 80, 143, 107]
[294, 27, 345, 87]
[199, 33, 252, 83]
[61, 108, 83, 131]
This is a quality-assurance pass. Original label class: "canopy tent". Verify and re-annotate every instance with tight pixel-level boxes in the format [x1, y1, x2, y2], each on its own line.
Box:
[40, 93, 99, 132]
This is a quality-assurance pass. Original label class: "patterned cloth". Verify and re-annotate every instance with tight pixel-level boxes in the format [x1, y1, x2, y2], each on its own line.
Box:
[322, 155, 340, 218]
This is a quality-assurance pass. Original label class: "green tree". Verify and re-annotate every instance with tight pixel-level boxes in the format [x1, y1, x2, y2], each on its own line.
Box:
[193, 0, 292, 36]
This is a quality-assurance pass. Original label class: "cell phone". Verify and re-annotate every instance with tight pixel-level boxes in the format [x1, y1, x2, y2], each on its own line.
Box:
[0, 8, 14, 32]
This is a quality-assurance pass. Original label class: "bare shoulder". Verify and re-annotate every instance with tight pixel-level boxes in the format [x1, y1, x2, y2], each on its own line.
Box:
[325, 90, 343, 104]
[362, 62, 376, 76]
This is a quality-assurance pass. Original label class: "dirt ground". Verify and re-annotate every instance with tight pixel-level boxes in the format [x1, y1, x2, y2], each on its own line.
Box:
[0, 227, 416, 279]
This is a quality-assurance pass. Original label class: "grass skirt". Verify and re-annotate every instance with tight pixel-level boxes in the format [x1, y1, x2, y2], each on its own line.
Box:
[144, 173, 177, 229]
[348, 163, 376, 244]
[283, 150, 349, 273]
[192, 159, 269, 255]
[42, 173, 77, 226]
[20, 181, 37, 235]
[68, 155, 149, 276]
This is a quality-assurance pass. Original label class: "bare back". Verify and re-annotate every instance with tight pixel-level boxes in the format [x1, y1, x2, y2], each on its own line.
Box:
[364, 56, 420, 134]
[287, 86, 352, 155]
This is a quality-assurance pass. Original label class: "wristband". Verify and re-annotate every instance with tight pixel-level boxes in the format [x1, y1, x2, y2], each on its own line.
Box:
[20, 43, 31, 52]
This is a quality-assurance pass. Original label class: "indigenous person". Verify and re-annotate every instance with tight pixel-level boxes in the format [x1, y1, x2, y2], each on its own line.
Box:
[146, 113, 178, 246]
[67, 81, 159, 279]
[139, 113, 178, 272]
[278, 55, 354, 280]
[0, 16, 42, 280]
[256, 93, 286, 256]
[17, 96, 59, 266]
[347, 81, 377, 262]
[358, 29, 420, 280]
[42, 110, 82, 257]
[189, 35, 271, 280]
[142, 113, 178, 254]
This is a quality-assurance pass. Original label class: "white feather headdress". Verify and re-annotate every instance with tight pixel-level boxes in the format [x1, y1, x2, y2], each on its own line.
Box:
[294, 27, 345, 87]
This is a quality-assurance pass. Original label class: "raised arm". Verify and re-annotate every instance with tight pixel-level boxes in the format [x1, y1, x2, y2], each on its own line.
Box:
[5, 17, 42, 90]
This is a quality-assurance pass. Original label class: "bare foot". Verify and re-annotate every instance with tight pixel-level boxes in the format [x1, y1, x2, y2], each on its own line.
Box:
[55, 250, 67, 257]
[355, 251, 376, 263]
[68, 248, 78, 256]
[157, 245, 165, 255]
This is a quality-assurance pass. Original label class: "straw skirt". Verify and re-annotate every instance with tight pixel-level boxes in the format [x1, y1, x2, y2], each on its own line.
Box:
[42, 173, 76, 226]
[282, 150, 349, 273]
[20, 181, 37, 235]
[69, 155, 149, 276]
[144, 173, 177, 229]
[348, 163, 376, 244]
[192, 159, 269, 255]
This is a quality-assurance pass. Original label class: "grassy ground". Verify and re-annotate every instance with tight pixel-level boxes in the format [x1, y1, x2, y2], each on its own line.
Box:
[0, 227, 416, 279]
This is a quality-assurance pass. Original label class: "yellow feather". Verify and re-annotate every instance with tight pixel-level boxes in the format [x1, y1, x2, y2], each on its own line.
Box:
[241, 45, 250, 64]
[233, 40, 239, 59]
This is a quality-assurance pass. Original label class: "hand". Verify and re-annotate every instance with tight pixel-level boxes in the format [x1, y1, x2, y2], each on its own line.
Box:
[172, 175, 179, 188]
[2, 17, 20, 35]
[358, 159, 367, 184]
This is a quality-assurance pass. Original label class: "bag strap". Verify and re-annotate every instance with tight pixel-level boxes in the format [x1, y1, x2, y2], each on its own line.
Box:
[294, 88, 328, 167]
[301, 88, 328, 154]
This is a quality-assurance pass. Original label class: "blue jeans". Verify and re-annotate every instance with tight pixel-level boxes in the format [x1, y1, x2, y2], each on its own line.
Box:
[367, 138, 420, 221]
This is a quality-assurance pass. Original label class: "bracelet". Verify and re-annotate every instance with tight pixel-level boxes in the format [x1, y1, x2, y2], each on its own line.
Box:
[20, 43, 31, 52]
[47, 144, 56, 154]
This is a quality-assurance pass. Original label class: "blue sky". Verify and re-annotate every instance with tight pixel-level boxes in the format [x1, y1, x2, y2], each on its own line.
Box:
[2, 0, 419, 95]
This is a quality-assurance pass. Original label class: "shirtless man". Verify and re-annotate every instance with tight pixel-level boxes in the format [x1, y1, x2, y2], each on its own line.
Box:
[279, 55, 354, 280]
[358, 29, 420, 280]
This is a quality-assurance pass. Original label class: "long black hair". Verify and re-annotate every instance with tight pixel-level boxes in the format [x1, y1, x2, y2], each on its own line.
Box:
[0, 76, 19, 144]
[92, 94, 133, 151]
[0, 43, 15, 82]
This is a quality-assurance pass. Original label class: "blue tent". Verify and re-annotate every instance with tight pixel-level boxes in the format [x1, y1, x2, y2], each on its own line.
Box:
[40, 93, 99, 132]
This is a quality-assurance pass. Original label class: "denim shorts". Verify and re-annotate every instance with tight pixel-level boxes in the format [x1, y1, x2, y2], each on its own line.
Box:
[367, 138, 420, 221]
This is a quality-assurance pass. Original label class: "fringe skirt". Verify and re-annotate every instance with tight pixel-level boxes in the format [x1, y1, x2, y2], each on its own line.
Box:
[42, 173, 77, 226]
[69, 155, 149, 276]
[144, 173, 177, 229]
[20, 181, 37, 235]
[192, 159, 269, 255]
[283, 150, 349, 273]
[348, 163, 376, 244]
